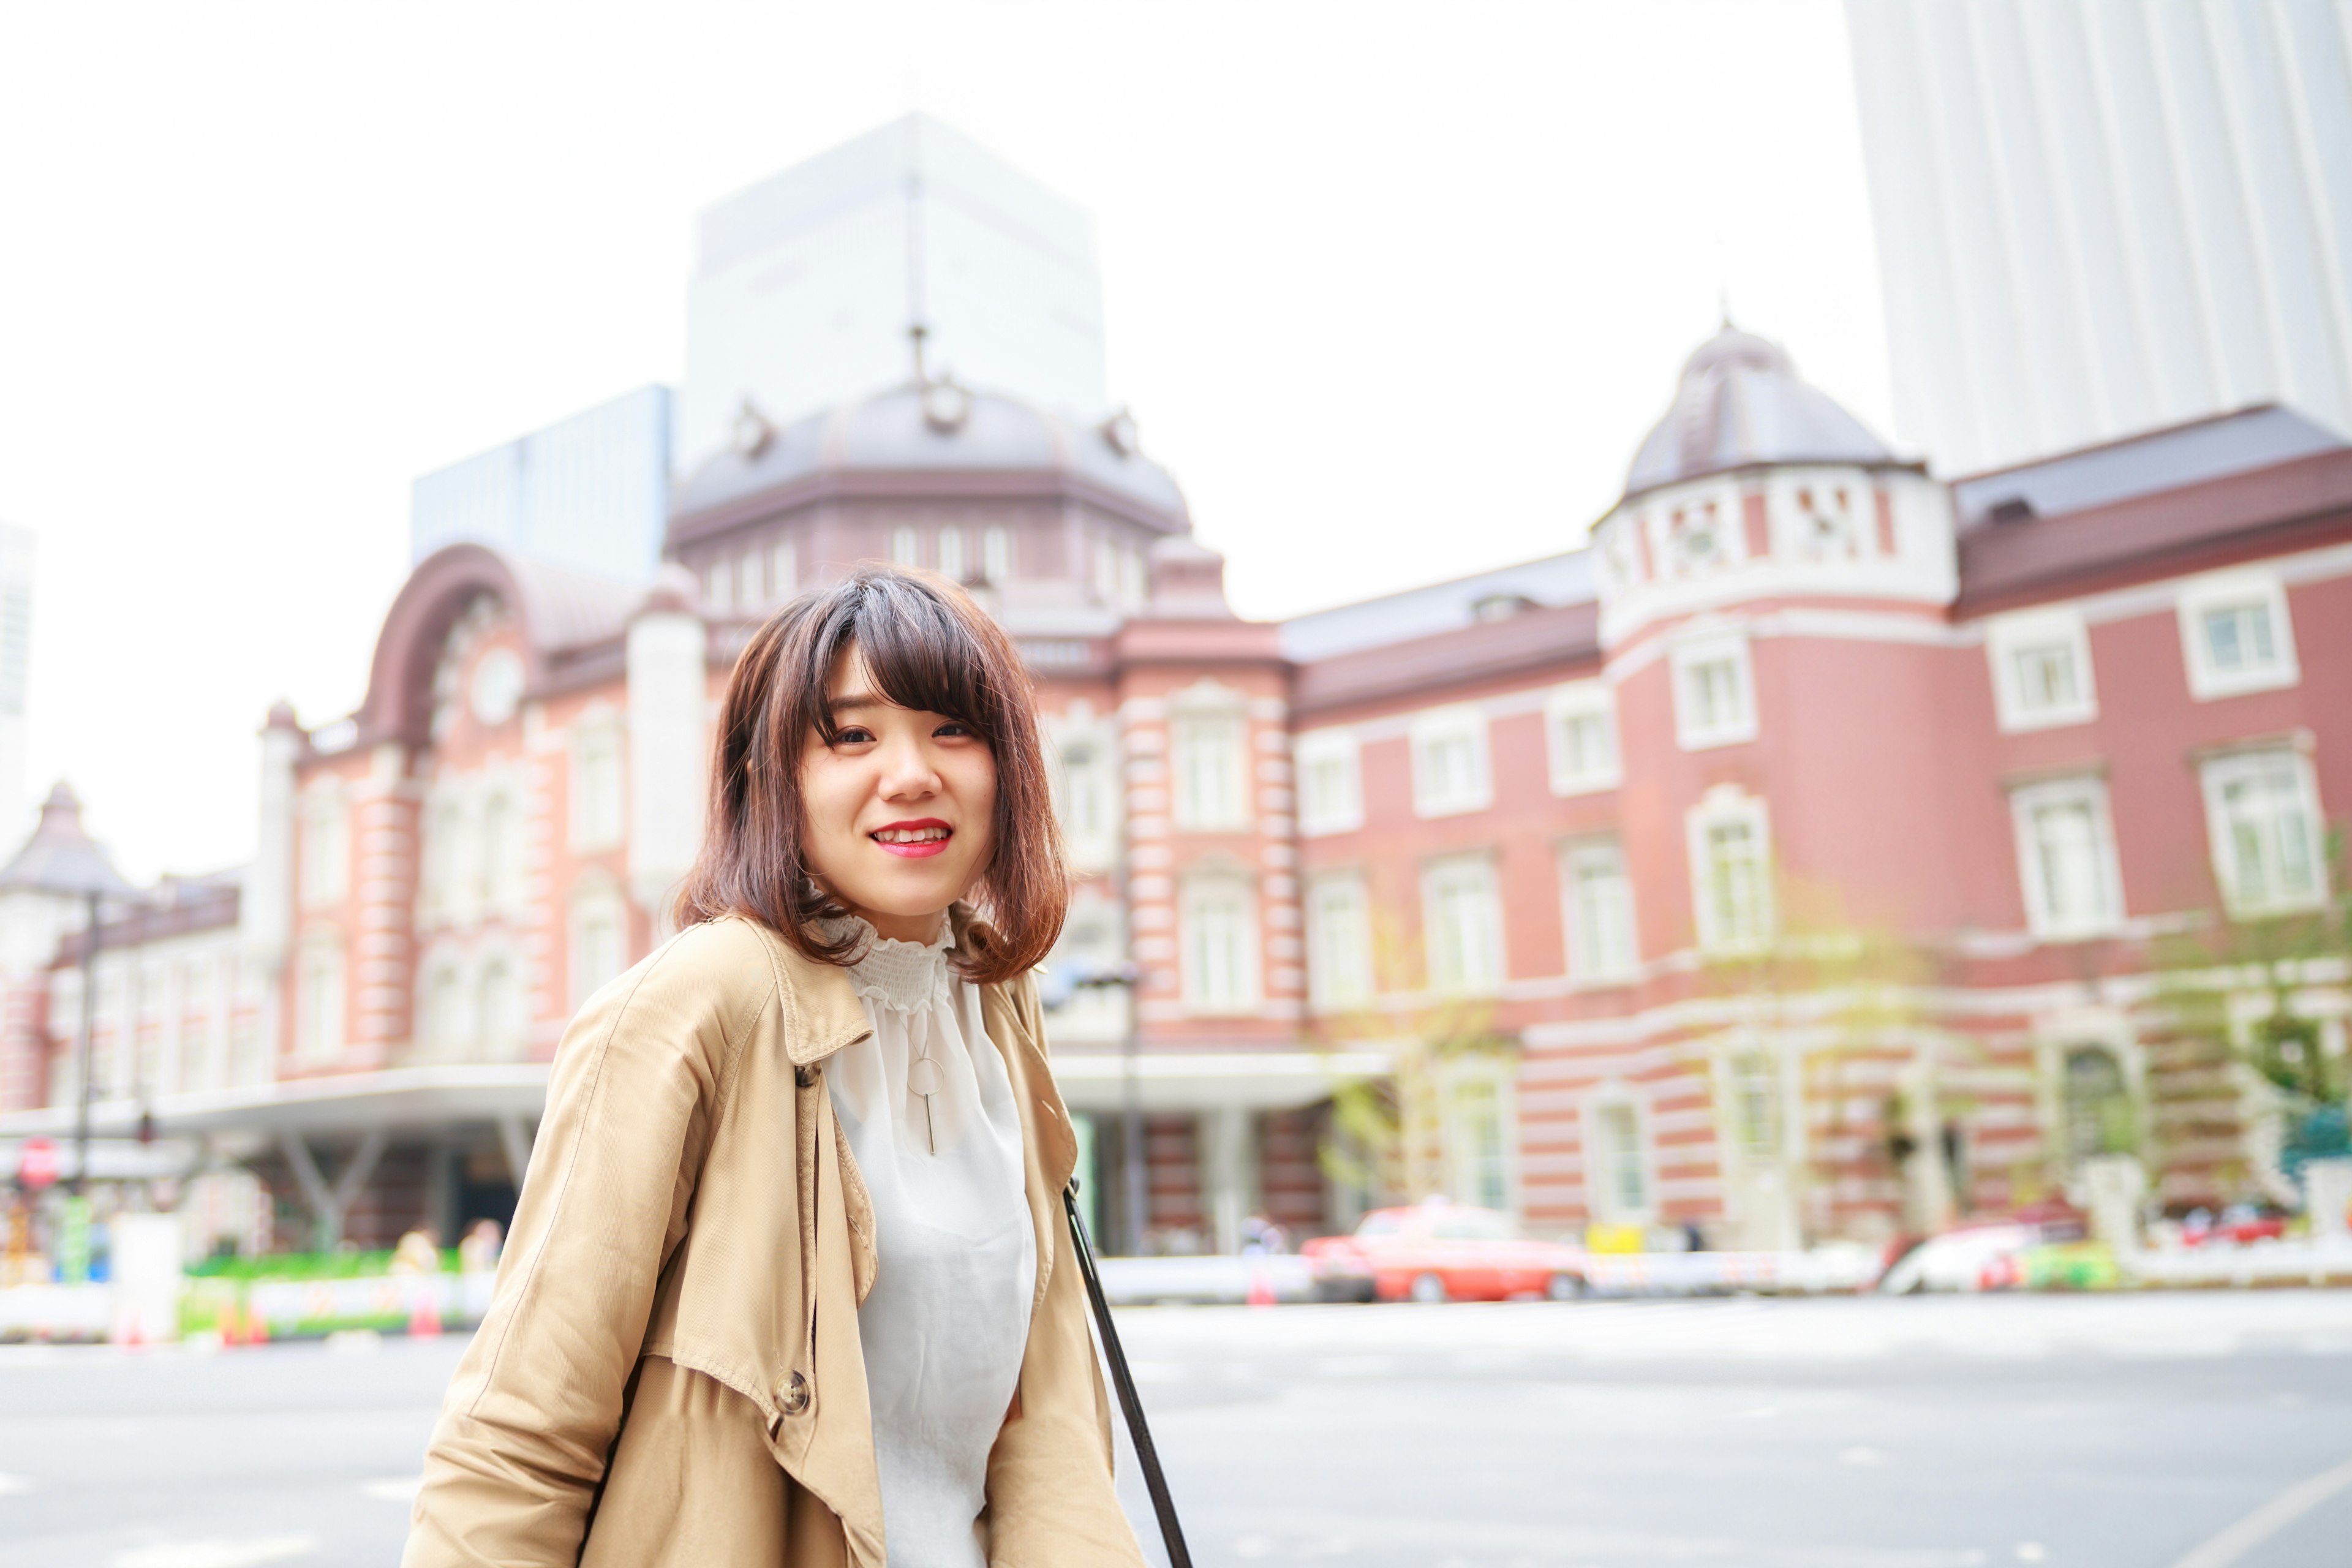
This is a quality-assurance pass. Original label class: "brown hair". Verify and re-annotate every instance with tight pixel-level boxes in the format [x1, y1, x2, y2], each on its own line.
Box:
[673, 564, 1067, 986]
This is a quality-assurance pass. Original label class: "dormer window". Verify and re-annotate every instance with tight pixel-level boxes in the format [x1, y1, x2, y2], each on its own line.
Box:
[1987, 608, 2097, 732]
[1670, 635, 1757, 750]
[2179, 572, 2297, 699]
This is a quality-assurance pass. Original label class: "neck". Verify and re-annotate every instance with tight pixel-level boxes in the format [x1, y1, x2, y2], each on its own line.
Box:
[857, 907, 948, 945]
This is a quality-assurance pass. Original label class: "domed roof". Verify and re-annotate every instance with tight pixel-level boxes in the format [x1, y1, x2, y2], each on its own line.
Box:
[0, 782, 134, 899]
[674, 380, 1188, 525]
[1624, 326, 1893, 499]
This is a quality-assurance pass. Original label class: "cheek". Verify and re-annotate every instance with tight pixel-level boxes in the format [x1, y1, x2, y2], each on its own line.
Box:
[798, 761, 864, 862]
[952, 753, 1000, 850]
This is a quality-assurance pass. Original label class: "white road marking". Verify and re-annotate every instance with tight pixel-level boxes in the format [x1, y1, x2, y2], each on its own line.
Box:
[363, 1474, 423, 1501]
[2167, 1454, 2352, 1568]
[112, 1539, 318, 1568]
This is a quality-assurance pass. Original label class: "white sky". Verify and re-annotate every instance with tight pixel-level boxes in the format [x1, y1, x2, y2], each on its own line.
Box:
[0, 0, 1892, 883]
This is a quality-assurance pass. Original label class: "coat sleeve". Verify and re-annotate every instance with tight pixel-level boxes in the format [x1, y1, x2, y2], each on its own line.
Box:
[983, 976, 1148, 1568]
[401, 924, 759, 1567]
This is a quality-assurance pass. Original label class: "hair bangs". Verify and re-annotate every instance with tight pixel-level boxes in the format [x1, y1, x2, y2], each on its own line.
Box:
[818, 574, 1003, 741]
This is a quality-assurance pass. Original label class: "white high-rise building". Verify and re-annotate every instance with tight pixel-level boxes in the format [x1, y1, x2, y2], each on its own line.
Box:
[678, 115, 1110, 473]
[1846, 0, 2352, 476]
[0, 526, 31, 840]
[410, 386, 672, 584]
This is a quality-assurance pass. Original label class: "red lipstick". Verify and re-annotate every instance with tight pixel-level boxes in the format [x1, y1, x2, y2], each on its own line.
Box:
[869, 818, 954, 859]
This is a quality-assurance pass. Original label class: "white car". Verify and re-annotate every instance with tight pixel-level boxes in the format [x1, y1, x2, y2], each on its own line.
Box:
[1875, 1223, 2037, 1294]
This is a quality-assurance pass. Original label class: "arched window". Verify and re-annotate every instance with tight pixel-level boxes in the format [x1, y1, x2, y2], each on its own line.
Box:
[481, 791, 524, 911]
[298, 783, 349, 908]
[569, 883, 630, 1010]
[477, 959, 524, 1061]
[421, 958, 469, 1058]
[425, 796, 468, 917]
[296, 934, 347, 1065]
[2060, 1045, 2136, 1170]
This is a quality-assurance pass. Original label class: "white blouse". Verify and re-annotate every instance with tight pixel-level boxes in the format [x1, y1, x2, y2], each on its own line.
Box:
[824, 920, 1036, 1568]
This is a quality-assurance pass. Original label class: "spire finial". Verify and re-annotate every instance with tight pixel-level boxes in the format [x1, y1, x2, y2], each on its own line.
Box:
[910, 322, 930, 386]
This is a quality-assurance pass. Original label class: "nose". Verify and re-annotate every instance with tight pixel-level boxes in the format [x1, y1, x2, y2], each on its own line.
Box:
[874, 731, 942, 801]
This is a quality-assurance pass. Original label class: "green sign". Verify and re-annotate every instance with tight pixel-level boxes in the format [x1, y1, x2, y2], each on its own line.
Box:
[58, 1194, 91, 1285]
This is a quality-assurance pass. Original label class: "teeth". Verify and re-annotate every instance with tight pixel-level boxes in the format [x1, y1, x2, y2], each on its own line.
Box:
[875, 827, 949, 843]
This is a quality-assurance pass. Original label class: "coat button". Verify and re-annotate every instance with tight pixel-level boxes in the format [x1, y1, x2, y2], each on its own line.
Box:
[795, 1065, 816, 1088]
[779, 1371, 809, 1415]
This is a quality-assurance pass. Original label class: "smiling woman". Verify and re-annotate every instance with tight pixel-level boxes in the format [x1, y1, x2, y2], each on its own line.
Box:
[675, 563, 1067, 978]
[401, 566, 1137, 1568]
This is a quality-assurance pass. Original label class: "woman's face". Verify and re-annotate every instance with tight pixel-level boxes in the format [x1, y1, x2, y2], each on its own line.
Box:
[798, 649, 998, 943]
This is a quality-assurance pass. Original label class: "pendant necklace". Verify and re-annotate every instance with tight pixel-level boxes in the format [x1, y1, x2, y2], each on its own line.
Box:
[907, 1043, 941, 1153]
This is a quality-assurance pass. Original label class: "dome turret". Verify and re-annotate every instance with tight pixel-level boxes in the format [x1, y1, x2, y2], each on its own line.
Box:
[1625, 326, 1893, 499]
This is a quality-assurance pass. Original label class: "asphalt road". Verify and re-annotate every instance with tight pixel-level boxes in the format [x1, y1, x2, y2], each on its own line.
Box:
[1, 1292, 2349, 1567]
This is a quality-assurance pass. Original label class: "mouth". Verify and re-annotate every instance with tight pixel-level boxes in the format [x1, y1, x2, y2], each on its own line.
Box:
[869, 820, 954, 859]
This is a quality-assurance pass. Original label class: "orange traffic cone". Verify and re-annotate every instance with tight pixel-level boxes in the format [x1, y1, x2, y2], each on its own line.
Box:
[1247, 1268, 1276, 1308]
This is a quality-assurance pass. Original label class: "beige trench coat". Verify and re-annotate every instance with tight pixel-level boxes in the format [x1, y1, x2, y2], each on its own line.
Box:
[400, 912, 1146, 1567]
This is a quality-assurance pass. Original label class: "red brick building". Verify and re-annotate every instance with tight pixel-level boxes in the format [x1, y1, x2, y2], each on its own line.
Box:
[6, 327, 2348, 1257]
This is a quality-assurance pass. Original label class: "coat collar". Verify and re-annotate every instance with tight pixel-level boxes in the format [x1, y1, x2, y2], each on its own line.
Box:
[744, 904, 1016, 1071]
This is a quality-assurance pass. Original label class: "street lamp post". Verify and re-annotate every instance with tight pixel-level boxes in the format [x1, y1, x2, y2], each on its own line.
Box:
[1072, 962, 1147, 1253]
[69, 888, 100, 1199]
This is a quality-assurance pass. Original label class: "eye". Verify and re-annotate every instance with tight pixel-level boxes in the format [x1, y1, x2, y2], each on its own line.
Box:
[833, 725, 877, 745]
[933, 720, 977, 739]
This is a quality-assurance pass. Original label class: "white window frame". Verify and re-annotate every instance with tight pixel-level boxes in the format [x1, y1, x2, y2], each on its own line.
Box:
[2199, 748, 2329, 918]
[891, 526, 921, 568]
[475, 954, 526, 1061]
[420, 954, 470, 1058]
[769, 538, 798, 601]
[1560, 837, 1640, 984]
[298, 782, 350, 910]
[1986, 607, 2098, 732]
[295, 932, 346, 1065]
[1410, 707, 1492, 818]
[1421, 851, 1505, 996]
[1170, 703, 1252, 832]
[1584, 1088, 1656, 1225]
[1294, 728, 1364, 837]
[2009, 774, 2126, 941]
[1180, 872, 1261, 1014]
[1439, 1054, 1520, 1214]
[1050, 728, 1120, 875]
[2177, 571, 2299, 701]
[1545, 681, 1621, 795]
[935, 526, 966, 583]
[1670, 634, 1758, 750]
[982, 526, 1012, 585]
[737, 546, 764, 606]
[1686, 786, 1774, 955]
[568, 715, 626, 854]
[1305, 870, 1376, 1012]
[480, 788, 526, 913]
[569, 879, 631, 1010]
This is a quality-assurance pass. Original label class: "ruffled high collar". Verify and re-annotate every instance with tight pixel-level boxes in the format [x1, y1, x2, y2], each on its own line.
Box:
[831, 916, 957, 1014]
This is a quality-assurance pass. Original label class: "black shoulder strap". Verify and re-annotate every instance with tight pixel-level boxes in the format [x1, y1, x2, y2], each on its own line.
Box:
[1064, 1181, 1193, 1568]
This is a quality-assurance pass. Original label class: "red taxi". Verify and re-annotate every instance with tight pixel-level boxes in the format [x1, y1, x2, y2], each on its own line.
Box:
[1302, 1199, 1588, 1303]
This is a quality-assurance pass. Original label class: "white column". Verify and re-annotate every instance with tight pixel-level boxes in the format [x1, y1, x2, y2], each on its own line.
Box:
[627, 605, 708, 927]
[1200, 1104, 1253, 1255]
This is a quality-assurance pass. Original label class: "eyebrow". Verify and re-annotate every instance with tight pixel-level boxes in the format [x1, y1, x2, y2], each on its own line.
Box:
[826, 690, 891, 714]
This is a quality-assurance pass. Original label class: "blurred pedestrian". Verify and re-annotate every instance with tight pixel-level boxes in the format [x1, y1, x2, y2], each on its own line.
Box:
[456, 1217, 502, 1275]
[402, 568, 1143, 1567]
[1241, 1213, 1288, 1256]
[390, 1229, 440, 1275]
